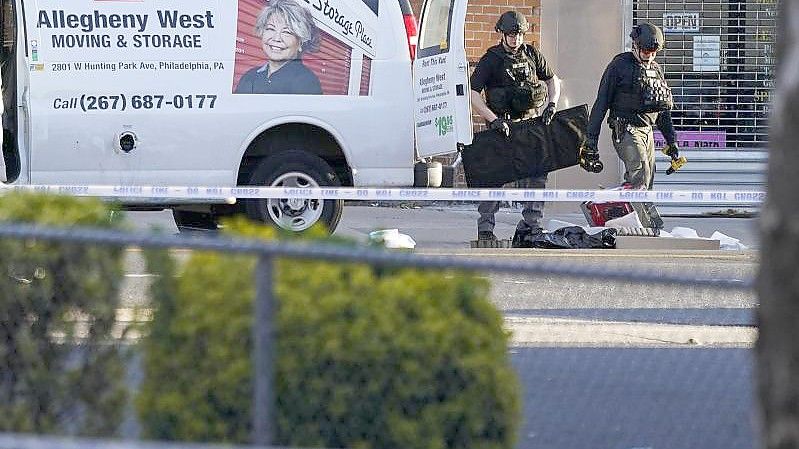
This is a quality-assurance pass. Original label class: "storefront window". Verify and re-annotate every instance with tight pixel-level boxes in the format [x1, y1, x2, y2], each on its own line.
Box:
[634, 0, 777, 149]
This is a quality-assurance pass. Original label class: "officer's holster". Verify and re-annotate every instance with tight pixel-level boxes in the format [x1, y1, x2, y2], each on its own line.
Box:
[608, 116, 629, 144]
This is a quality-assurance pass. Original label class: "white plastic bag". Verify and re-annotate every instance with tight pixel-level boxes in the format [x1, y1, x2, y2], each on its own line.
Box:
[368, 229, 416, 249]
[710, 231, 748, 250]
[604, 211, 644, 229]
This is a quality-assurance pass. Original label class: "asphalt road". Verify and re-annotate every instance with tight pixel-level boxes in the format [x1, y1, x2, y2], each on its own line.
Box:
[125, 205, 759, 330]
[125, 204, 761, 249]
[511, 348, 755, 449]
[334, 204, 760, 250]
[123, 206, 760, 448]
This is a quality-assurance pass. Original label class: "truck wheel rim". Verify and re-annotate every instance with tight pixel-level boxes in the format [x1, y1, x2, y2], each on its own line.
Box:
[267, 171, 324, 231]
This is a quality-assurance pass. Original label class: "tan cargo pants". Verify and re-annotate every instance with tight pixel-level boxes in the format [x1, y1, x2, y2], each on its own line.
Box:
[612, 124, 656, 189]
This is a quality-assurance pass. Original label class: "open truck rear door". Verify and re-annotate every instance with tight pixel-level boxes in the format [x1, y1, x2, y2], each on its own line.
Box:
[413, 0, 471, 158]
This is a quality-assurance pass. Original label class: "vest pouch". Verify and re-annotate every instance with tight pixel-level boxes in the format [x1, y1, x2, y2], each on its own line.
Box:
[509, 85, 535, 113]
[640, 68, 673, 113]
[611, 59, 674, 115]
[529, 81, 548, 109]
[486, 87, 512, 115]
[612, 91, 641, 116]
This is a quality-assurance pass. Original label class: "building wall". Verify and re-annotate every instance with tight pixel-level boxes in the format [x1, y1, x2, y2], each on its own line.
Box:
[410, 0, 544, 188]
[408, 0, 623, 196]
[410, 0, 769, 216]
[540, 0, 628, 208]
[409, 0, 543, 60]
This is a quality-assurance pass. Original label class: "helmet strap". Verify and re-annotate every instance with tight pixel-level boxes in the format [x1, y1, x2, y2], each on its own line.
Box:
[501, 33, 522, 52]
[631, 42, 654, 66]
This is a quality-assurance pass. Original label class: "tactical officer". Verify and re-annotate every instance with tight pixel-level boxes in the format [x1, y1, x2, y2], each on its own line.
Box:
[470, 10, 561, 246]
[586, 22, 679, 190]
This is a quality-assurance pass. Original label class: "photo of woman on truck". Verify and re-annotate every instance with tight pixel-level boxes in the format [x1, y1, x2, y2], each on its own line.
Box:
[234, 0, 323, 94]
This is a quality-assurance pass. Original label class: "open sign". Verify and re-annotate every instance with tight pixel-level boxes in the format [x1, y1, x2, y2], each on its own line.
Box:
[663, 12, 700, 33]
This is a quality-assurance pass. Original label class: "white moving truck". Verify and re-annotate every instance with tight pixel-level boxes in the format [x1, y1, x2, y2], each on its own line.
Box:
[0, 0, 472, 232]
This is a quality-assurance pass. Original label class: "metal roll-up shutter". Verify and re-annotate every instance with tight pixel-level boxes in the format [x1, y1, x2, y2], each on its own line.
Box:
[632, 0, 776, 215]
[359, 56, 372, 96]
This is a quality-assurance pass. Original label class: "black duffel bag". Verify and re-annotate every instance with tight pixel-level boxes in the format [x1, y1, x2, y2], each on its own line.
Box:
[462, 104, 588, 187]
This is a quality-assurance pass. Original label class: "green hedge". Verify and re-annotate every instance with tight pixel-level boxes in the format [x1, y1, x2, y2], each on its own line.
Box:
[137, 217, 520, 448]
[0, 192, 128, 435]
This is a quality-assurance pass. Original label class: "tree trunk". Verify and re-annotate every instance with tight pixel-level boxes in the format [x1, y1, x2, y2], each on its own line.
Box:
[757, 1, 799, 448]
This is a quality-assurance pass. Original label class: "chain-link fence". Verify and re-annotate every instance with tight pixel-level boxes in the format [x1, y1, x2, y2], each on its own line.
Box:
[0, 217, 756, 449]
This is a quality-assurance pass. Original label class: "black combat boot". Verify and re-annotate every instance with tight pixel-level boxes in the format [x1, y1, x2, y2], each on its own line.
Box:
[478, 231, 498, 242]
[511, 227, 542, 248]
[511, 229, 529, 248]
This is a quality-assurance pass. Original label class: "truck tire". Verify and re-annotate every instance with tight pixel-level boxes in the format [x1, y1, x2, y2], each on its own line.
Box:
[244, 150, 343, 233]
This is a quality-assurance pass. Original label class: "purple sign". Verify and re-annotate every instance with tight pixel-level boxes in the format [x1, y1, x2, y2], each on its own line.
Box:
[654, 130, 727, 149]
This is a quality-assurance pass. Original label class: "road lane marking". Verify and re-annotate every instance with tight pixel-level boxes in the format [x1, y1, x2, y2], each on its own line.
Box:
[55, 309, 757, 348]
[505, 315, 757, 348]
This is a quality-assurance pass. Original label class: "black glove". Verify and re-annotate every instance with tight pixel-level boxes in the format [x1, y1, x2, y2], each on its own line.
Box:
[664, 143, 680, 159]
[541, 102, 556, 126]
[489, 118, 510, 138]
[579, 138, 603, 173]
[583, 137, 599, 158]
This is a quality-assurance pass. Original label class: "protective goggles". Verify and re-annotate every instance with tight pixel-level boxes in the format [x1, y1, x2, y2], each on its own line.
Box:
[637, 42, 661, 52]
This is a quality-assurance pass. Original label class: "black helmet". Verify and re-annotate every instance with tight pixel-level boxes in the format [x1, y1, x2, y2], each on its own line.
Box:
[630, 22, 664, 51]
[495, 11, 529, 34]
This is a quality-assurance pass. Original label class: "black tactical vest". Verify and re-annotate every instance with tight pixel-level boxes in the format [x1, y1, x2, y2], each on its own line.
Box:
[485, 46, 548, 119]
[639, 65, 673, 112]
[612, 58, 673, 116]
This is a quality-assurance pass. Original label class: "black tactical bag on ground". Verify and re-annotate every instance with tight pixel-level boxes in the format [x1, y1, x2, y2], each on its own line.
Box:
[462, 104, 588, 187]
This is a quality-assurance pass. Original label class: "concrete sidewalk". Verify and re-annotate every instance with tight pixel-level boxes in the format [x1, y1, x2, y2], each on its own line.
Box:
[505, 315, 756, 348]
[81, 307, 759, 348]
